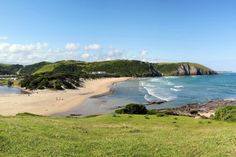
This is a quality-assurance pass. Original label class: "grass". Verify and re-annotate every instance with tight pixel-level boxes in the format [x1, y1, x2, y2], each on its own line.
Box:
[33, 61, 83, 75]
[33, 63, 57, 74]
[214, 105, 236, 121]
[0, 79, 8, 85]
[0, 114, 236, 157]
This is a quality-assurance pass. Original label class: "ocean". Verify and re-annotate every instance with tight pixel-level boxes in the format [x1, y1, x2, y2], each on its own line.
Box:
[64, 73, 236, 115]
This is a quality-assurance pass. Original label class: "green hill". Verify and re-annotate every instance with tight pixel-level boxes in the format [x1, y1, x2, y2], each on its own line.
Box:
[20, 62, 51, 75]
[30, 60, 216, 77]
[31, 60, 162, 77]
[0, 114, 235, 156]
[0, 64, 23, 75]
[84, 60, 161, 77]
[20, 61, 86, 90]
[18, 60, 217, 90]
[32, 60, 83, 75]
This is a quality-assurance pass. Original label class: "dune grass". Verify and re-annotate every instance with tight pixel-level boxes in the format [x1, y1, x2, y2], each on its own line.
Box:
[0, 114, 236, 157]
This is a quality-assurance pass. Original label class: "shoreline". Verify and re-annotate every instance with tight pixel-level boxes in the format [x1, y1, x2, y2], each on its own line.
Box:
[157, 99, 236, 118]
[0, 77, 130, 116]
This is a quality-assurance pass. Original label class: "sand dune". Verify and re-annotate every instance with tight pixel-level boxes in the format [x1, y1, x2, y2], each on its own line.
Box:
[0, 77, 130, 116]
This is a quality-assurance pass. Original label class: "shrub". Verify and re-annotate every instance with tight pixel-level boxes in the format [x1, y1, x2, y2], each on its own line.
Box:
[214, 105, 236, 122]
[115, 104, 147, 114]
[16, 112, 41, 117]
[190, 110, 198, 115]
[147, 109, 158, 115]
[156, 112, 167, 117]
[7, 80, 13, 87]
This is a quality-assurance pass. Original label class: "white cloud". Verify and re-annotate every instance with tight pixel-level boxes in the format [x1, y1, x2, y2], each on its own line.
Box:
[0, 42, 48, 53]
[84, 44, 101, 51]
[64, 43, 80, 51]
[140, 49, 148, 56]
[0, 36, 8, 40]
[81, 53, 90, 59]
[139, 49, 148, 61]
[0, 41, 150, 64]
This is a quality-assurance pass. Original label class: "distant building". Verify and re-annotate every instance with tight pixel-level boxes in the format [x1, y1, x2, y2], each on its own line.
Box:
[91, 71, 107, 75]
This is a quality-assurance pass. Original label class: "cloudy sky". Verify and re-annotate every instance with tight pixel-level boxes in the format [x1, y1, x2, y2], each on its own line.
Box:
[0, 0, 236, 71]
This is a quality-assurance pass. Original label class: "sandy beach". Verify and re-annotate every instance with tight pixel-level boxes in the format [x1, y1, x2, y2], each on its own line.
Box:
[0, 77, 130, 116]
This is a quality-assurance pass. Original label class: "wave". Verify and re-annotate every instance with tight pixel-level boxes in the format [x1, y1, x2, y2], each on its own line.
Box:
[140, 78, 177, 101]
[143, 86, 177, 101]
[166, 81, 174, 86]
[224, 98, 236, 101]
[170, 88, 181, 92]
[163, 76, 179, 79]
[147, 78, 175, 86]
[144, 94, 157, 102]
[174, 85, 184, 88]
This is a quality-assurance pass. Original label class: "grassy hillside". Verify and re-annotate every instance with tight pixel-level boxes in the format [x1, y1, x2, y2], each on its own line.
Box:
[20, 61, 86, 90]
[84, 60, 161, 77]
[0, 64, 23, 75]
[20, 62, 51, 75]
[0, 114, 235, 156]
[29, 60, 216, 77]
[32, 61, 85, 75]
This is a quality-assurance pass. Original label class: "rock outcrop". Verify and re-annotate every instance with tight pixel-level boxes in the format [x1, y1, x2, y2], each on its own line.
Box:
[177, 64, 217, 75]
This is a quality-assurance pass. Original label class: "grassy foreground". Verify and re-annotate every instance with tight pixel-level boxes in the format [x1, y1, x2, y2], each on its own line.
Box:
[0, 114, 236, 157]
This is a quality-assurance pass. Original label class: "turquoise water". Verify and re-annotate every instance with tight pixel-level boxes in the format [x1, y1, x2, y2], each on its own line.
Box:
[0, 86, 23, 94]
[139, 72, 236, 109]
[64, 73, 236, 115]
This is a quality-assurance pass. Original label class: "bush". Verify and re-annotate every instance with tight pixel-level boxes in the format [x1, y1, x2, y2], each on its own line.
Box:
[16, 112, 41, 117]
[214, 105, 236, 122]
[115, 104, 147, 114]
[190, 110, 198, 115]
[147, 109, 158, 115]
[7, 80, 13, 87]
[20, 72, 81, 90]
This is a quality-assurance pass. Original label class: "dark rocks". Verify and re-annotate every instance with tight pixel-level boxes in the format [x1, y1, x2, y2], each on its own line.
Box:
[176, 64, 217, 76]
[68, 113, 82, 117]
[147, 100, 167, 105]
[156, 99, 236, 117]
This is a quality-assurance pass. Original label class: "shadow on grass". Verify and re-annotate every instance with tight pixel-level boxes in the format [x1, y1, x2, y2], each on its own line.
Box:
[16, 112, 42, 117]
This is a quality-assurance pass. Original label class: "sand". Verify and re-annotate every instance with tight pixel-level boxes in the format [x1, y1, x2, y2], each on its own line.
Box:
[0, 77, 130, 116]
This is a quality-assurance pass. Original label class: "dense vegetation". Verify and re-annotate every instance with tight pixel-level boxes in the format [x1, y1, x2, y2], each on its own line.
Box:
[20, 61, 86, 90]
[214, 105, 236, 122]
[20, 73, 81, 90]
[115, 103, 148, 114]
[84, 60, 161, 77]
[0, 64, 23, 75]
[0, 114, 236, 156]
[19, 61, 51, 75]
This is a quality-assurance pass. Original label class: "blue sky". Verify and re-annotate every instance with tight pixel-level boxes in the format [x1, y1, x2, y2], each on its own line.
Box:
[0, 0, 235, 71]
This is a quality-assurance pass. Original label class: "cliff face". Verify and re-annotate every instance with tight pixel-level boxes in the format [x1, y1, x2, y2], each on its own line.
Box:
[176, 64, 217, 76]
[155, 62, 217, 76]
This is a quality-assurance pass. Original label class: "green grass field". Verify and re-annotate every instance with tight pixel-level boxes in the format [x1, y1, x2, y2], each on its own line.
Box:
[0, 114, 236, 157]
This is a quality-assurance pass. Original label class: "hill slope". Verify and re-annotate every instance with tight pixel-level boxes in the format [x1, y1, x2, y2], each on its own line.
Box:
[0, 114, 235, 156]
[84, 60, 161, 77]
[20, 62, 51, 75]
[0, 64, 23, 75]
[0, 60, 217, 77]
[28, 60, 216, 77]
